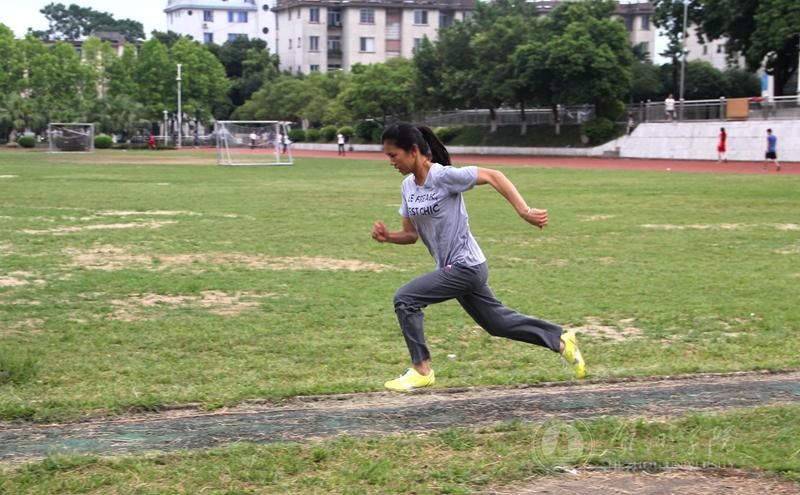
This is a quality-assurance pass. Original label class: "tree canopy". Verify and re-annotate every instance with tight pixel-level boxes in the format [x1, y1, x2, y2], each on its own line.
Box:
[31, 2, 144, 42]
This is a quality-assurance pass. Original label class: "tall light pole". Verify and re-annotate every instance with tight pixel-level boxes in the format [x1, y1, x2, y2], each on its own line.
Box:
[163, 110, 168, 146]
[678, 0, 689, 120]
[176, 63, 183, 149]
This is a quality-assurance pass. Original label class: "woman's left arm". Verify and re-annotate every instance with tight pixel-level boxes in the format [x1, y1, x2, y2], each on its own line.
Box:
[476, 167, 548, 229]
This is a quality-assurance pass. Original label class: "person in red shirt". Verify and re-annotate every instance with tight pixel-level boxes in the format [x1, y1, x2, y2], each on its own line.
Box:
[717, 127, 727, 163]
[148, 133, 157, 150]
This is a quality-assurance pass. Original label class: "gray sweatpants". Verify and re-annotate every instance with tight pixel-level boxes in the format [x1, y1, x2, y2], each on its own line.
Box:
[393, 262, 563, 364]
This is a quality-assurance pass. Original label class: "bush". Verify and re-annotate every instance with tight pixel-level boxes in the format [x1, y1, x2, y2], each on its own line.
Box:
[338, 126, 354, 140]
[355, 120, 382, 142]
[581, 118, 616, 145]
[597, 99, 626, 121]
[321, 125, 338, 142]
[17, 136, 36, 148]
[435, 126, 462, 144]
[304, 128, 321, 142]
[288, 128, 305, 142]
[371, 126, 384, 144]
[94, 134, 113, 149]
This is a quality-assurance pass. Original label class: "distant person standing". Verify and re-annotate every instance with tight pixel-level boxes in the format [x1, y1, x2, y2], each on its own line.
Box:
[249, 132, 257, 150]
[337, 132, 346, 156]
[626, 112, 636, 135]
[764, 128, 780, 172]
[280, 132, 289, 154]
[664, 94, 676, 121]
[717, 127, 727, 162]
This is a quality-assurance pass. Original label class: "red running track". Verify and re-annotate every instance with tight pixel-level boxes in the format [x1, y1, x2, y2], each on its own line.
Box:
[191, 147, 798, 175]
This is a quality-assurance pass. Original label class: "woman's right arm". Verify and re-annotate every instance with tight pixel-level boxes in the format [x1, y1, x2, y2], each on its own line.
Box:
[372, 217, 419, 245]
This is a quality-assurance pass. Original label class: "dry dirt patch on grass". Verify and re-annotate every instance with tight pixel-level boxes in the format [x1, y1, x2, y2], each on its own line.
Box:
[0, 271, 45, 288]
[578, 214, 616, 222]
[482, 468, 800, 495]
[110, 290, 277, 321]
[65, 245, 392, 272]
[565, 317, 643, 342]
[21, 220, 177, 236]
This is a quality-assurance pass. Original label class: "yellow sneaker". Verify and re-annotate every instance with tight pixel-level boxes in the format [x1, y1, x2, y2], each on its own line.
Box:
[561, 331, 586, 379]
[384, 368, 435, 392]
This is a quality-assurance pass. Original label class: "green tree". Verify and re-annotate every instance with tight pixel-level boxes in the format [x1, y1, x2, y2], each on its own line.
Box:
[81, 36, 117, 98]
[134, 38, 174, 119]
[170, 38, 231, 122]
[723, 68, 760, 97]
[107, 44, 139, 99]
[32, 2, 144, 41]
[338, 58, 417, 124]
[0, 24, 23, 95]
[544, 1, 633, 116]
[629, 61, 664, 102]
[652, 0, 702, 92]
[25, 41, 96, 124]
[94, 94, 147, 140]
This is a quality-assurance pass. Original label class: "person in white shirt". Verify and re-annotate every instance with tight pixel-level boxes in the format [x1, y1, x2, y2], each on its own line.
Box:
[664, 94, 676, 121]
[337, 132, 346, 156]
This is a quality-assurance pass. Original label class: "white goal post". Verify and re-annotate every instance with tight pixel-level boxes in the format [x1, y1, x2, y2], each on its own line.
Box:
[47, 123, 95, 153]
[215, 121, 294, 166]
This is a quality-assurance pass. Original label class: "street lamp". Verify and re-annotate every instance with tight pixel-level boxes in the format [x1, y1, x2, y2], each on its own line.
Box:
[176, 64, 183, 149]
[678, 0, 689, 120]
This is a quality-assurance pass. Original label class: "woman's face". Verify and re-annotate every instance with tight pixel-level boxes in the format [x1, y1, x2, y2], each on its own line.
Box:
[383, 142, 418, 175]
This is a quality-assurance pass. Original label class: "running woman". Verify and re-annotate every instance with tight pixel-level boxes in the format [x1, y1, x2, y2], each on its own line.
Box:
[372, 123, 585, 392]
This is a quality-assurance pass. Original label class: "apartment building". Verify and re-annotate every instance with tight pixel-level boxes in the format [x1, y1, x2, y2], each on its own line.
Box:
[272, 0, 475, 74]
[164, 0, 278, 48]
[683, 26, 745, 71]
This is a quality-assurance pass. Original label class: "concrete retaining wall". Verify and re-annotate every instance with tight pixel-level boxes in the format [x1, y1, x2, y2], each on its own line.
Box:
[291, 119, 798, 162]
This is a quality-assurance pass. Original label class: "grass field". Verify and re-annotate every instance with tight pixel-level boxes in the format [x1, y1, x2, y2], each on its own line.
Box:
[0, 149, 798, 492]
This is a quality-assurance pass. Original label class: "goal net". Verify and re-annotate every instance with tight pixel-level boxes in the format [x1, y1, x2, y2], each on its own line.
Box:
[48, 123, 95, 153]
[215, 121, 294, 166]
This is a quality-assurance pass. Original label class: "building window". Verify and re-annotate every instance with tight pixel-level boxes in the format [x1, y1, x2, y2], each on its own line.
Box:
[328, 64, 342, 71]
[360, 9, 375, 24]
[310, 64, 320, 72]
[203, 10, 213, 22]
[703, 45, 708, 55]
[227, 33, 247, 41]
[414, 10, 428, 25]
[203, 33, 214, 44]
[413, 38, 422, 52]
[359, 37, 375, 52]
[623, 16, 633, 31]
[640, 15, 650, 30]
[309, 36, 319, 51]
[238, 12, 248, 23]
[309, 7, 320, 23]
[288, 9, 292, 20]
[328, 8, 341, 26]
[289, 38, 292, 49]
[297, 37, 301, 48]
[328, 36, 341, 52]
[717, 44, 724, 54]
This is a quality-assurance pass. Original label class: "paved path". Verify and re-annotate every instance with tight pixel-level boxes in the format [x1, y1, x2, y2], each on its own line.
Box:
[1, 370, 798, 462]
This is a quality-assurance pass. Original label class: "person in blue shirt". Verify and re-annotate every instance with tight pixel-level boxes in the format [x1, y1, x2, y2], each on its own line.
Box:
[372, 123, 586, 392]
[764, 129, 780, 172]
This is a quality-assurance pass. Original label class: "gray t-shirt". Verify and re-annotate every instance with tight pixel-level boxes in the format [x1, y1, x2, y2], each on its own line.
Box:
[399, 163, 486, 268]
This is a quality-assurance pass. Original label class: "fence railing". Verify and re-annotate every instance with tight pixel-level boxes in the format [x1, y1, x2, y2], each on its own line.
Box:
[628, 95, 800, 123]
[411, 95, 799, 128]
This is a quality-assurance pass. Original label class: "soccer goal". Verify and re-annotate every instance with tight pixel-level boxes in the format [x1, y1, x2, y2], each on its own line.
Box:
[48, 123, 95, 153]
[215, 121, 294, 166]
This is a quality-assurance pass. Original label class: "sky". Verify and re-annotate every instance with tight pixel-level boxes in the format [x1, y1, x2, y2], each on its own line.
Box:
[0, 0, 167, 38]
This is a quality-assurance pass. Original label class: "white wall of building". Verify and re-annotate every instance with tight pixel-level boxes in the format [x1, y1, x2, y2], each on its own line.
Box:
[164, 0, 277, 49]
[684, 25, 745, 71]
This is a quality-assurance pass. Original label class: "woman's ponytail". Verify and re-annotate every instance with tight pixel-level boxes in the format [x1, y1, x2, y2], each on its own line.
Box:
[416, 125, 451, 166]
